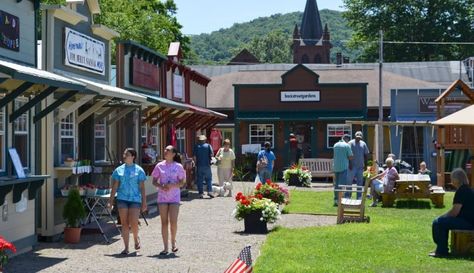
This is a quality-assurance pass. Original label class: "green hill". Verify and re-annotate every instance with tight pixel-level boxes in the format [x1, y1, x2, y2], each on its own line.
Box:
[188, 10, 357, 64]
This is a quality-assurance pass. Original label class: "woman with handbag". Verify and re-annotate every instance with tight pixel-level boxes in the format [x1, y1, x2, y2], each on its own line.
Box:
[215, 139, 236, 196]
[257, 142, 276, 184]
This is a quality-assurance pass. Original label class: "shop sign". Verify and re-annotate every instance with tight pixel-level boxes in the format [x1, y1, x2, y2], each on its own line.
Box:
[0, 10, 20, 52]
[173, 74, 183, 100]
[64, 27, 105, 75]
[419, 97, 467, 114]
[131, 57, 159, 90]
[280, 91, 320, 102]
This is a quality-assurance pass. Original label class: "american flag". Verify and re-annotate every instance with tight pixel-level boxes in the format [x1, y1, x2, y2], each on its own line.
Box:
[224, 245, 253, 273]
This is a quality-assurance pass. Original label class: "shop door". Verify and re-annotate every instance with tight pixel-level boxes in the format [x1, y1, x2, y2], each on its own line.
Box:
[290, 122, 312, 159]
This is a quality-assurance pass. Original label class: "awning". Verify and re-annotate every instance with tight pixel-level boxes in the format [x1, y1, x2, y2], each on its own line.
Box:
[432, 105, 474, 126]
[0, 59, 88, 123]
[396, 115, 436, 122]
[142, 92, 189, 111]
[0, 59, 85, 90]
[74, 77, 150, 104]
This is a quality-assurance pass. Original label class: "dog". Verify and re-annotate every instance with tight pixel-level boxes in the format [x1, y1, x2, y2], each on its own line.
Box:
[212, 182, 233, 197]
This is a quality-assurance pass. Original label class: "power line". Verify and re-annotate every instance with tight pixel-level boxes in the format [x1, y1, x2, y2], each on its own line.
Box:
[291, 38, 474, 45]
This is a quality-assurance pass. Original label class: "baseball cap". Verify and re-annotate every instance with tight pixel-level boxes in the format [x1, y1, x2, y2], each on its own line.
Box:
[264, 141, 271, 147]
[355, 131, 363, 138]
[342, 134, 351, 140]
[198, 135, 207, 141]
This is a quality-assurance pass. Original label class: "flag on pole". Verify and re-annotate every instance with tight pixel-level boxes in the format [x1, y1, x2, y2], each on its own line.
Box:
[224, 245, 253, 273]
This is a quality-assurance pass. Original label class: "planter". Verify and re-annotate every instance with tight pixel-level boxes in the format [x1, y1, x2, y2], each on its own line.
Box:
[288, 173, 303, 186]
[244, 210, 268, 234]
[64, 227, 82, 244]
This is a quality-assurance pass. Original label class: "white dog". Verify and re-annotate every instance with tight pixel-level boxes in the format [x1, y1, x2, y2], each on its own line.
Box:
[212, 182, 233, 197]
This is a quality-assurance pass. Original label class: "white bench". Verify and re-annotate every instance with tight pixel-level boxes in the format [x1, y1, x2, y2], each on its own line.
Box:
[299, 158, 334, 182]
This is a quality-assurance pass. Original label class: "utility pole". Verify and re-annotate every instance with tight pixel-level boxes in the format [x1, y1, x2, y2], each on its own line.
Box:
[378, 30, 384, 162]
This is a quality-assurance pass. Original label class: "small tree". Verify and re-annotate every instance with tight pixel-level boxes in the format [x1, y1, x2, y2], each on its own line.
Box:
[62, 188, 86, 228]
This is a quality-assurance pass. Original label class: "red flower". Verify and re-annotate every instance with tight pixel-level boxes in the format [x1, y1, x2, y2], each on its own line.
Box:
[256, 194, 263, 199]
[266, 179, 271, 184]
[256, 183, 262, 190]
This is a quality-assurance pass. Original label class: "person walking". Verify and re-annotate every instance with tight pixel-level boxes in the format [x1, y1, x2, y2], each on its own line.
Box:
[333, 134, 353, 206]
[289, 133, 298, 165]
[215, 139, 236, 196]
[193, 135, 215, 198]
[108, 148, 147, 255]
[348, 131, 369, 199]
[257, 142, 276, 184]
[430, 168, 474, 257]
[152, 145, 186, 255]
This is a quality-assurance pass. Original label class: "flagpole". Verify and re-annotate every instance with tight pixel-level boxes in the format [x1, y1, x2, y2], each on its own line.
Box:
[378, 29, 384, 162]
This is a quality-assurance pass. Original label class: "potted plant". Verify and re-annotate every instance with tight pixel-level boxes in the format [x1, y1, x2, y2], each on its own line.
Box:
[62, 187, 86, 243]
[232, 192, 280, 234]
[283, 164, 312, 187]
[254, 180, 289, 205]
[0, 236, 16, 271]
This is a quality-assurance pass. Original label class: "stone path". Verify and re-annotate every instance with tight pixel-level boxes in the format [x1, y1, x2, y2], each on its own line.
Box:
[6, 177, 336, 273]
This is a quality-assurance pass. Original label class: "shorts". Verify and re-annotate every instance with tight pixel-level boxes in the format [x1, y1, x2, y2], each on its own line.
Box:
[158, 202, 180, 206]
[116, 200, 141, 209]
[372, 180, 384, 193]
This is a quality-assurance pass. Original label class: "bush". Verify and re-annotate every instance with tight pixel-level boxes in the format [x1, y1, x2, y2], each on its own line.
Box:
[62, 188, 86, 228]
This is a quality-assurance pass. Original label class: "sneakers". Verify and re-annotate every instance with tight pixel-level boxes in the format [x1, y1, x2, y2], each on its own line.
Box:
[208, 192, 215, 198]
[370, 202, 378, 207]
[429, 251, 449, 258]
[199, 194, 204, 199]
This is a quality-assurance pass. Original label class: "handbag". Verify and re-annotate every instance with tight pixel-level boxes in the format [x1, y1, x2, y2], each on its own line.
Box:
[256, 155, 268, 171]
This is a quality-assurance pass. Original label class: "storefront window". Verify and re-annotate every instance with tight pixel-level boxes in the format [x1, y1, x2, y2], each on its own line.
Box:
[60, 113, 75, 163]
[327, 124, 352, 148]
[249, 124, 274, 147]
[0, 107, 4, 171]
[176, 128, 185, 153]
[14, 100, 29, 168]
[141, 123, 159, 146]
[94, 118, 107, 162]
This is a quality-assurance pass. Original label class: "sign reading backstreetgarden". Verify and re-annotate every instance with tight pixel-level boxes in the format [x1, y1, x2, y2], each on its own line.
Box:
[64, 27, 105, 75]
[280, 91, 320, 102]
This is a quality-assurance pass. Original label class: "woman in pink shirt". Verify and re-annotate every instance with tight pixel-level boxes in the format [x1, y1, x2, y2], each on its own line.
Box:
[370, 157, 399, 207]
[152, 145, 186, 255]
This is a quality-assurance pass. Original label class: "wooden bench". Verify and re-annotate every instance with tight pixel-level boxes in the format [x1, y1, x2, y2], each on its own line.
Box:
[451, 230, 474, 256]
[299, 158, 334, 182]
[382, 187, 445, 207]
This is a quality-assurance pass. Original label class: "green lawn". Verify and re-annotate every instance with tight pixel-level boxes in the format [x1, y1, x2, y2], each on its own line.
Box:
[254, 190, 474, 273]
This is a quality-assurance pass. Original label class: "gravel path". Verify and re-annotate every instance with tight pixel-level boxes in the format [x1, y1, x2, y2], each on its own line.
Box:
[6, 176, 336, 273]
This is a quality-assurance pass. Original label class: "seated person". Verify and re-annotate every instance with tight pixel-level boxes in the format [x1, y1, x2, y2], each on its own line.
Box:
[430, 168, 474, 257]
[370, 157, 400, 207]
[418, 161, 431, 175]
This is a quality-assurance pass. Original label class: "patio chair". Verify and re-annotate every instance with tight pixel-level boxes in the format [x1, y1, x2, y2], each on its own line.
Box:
[335, 177, 371, 224]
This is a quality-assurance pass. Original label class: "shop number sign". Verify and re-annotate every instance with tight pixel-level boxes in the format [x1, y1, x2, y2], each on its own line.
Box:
[0, 10, 20, 52]
[65, 27, 105, 75]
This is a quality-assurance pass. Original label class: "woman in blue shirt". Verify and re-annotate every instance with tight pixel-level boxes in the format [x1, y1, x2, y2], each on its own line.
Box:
[108, 148, 147, 255]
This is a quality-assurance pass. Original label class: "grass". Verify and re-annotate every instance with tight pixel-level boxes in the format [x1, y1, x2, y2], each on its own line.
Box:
[254, 190, 474, 273]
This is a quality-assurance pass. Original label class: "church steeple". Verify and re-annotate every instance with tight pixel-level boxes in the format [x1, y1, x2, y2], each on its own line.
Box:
[300, 0, 323, 46]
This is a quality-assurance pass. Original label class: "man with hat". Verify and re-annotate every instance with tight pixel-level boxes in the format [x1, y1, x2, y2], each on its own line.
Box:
[333, 134, 353, 206]
[348, 131, 370, 199]
[193, 135, 215, 198]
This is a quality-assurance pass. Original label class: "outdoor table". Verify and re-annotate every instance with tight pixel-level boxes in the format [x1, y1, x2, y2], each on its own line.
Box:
[82, 193, 121, 243]
[394, 174, 431, 198]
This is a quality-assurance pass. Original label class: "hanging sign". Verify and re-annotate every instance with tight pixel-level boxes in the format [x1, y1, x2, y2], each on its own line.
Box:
[64, 27, 105, 75]
[280, 91, 320, 102]
[0, 10, 20, 51]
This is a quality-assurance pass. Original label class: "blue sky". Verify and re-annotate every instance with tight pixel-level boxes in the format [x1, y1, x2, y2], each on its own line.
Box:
[173, 0, 345, 35]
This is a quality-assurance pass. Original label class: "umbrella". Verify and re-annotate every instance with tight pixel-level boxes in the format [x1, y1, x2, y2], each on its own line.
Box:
[432, 104, 474, 126]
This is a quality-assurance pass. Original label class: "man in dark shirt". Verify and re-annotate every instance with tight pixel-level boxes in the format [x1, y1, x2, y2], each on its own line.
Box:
[431, 168, 474, 257]
[193, 135, 215, 198]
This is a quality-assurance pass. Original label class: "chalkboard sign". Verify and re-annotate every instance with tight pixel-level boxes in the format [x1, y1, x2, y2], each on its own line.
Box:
[9, 147, 25, 178]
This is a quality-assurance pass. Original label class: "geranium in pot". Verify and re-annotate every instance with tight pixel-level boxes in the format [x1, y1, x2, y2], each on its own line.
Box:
[62, 187, 86, 243]
[0, 236, 16, 271]
[232, 192, 280, 234]
[283, 164, 312, 187]
[254, 180, 289, 205]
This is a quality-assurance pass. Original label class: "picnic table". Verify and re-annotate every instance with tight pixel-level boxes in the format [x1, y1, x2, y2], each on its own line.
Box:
[382, 174, 445, 207]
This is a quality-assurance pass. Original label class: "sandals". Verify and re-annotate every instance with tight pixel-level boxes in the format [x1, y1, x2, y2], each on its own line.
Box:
[172, 246, 179, 253]
[120, 249, 129, 255]
[159, 250, 169, 256]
